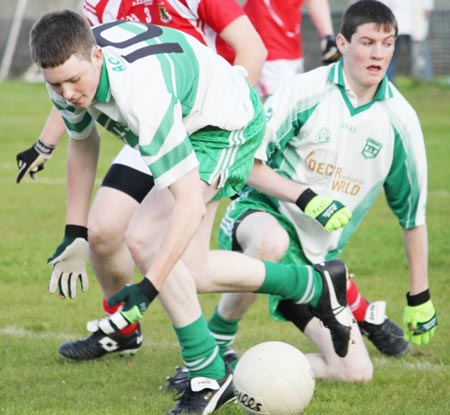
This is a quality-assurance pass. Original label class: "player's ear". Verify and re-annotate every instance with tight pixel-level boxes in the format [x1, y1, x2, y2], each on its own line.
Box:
[336, 34, 349, 54]
[91, 46, 103, 67]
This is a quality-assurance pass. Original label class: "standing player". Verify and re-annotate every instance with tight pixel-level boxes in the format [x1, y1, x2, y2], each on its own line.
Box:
[16, 0, 267, 361]
[243, 0, 340, 98]
[30, 10, 353, 413]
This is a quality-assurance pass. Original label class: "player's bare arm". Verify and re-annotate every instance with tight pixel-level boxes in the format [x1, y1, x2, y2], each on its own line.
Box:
[306, 0, 340, 64]
[402, 224, 437, 344]
[247, 159, 352, 231]
[220, 15, 267, 87]
[403, 224, 429, 295]
[65, 129, 101, 226]
[145, 168, 207, 290]
[46, 128, 100, 299]
[306, 0, 334, 38]
[247, 159, 307, 203]
[40, 107, 67, 147]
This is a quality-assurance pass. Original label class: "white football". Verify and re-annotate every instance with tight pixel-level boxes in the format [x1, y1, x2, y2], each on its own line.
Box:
[233, 341, 315, 415]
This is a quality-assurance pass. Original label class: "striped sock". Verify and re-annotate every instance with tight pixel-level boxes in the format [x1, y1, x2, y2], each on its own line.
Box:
[347, 279, 369, 322]
[207, 307, 239, 357]
[257, 261, 323, 307]
[175, 314, 225, 380]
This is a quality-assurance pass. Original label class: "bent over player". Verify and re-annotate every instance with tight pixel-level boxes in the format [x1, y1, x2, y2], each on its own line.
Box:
[18, 0, 267, 362]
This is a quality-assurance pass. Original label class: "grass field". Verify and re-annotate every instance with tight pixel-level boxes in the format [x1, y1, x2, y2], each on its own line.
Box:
[0, 78, 449, 415]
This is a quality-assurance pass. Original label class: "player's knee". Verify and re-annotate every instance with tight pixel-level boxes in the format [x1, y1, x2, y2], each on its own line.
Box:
[189, 261, 214, 291]
[125, 223, 157, 264]
[351, 368, 373, 383]
[343, 366, 373, 383]
[246, 226, 289, 262]
[88, 216, 124, 256]
[218, 293, 258, 319]
[337, 360, 373, 383]
[125, 227, 143, 263]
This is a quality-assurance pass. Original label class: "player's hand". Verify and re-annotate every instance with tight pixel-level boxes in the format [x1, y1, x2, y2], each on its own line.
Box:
[16, 139, 55, 183]
[403, 290, 437, 345]
[87, 279, 159, 335]
[296, 188, 352, 232]
[321, 35, 340, 65]
[48, 225, 89, 299]
[108, 278, 159, 324]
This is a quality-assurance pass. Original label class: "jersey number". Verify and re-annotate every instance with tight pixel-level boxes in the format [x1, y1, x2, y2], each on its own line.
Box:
[92, 21, 183, 63]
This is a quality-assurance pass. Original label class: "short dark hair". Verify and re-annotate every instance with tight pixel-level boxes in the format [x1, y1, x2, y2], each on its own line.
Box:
[340, 0, 398, 42]
[30, 9, 95, 68]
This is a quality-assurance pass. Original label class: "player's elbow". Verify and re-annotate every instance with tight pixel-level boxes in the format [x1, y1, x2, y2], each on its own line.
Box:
[249, 37, 268, 66]
[336, 357, 374, 383]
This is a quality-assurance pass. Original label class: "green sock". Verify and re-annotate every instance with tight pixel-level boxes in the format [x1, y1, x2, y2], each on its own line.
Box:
[257, 261, 323, 307]
[207, 307, 239, 357]
[174, 314, 225, 380]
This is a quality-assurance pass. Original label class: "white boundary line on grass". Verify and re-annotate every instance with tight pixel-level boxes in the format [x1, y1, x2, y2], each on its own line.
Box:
[0, 326, 179, 349]
[1, 326, 446, 371]
[372, 356, 445, 372]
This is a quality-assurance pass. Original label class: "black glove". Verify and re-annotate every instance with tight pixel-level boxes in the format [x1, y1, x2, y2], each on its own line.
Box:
[321, 35, 340, 65]
[16, 139, 55, 183]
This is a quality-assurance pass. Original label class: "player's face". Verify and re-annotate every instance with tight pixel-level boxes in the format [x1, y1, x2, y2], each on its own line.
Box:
[337, 23, 395, 97]
[43, 47, 103, 109]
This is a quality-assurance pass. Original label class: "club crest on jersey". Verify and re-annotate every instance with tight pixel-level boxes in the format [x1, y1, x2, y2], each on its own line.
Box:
[158, 6, 172, 23]
[362, 138, 383, 159]
[315, 127, 331, 143]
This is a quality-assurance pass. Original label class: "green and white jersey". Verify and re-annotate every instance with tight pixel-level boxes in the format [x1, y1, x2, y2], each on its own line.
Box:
[260, 60, 427, 263]
[48, 21, 255, 189]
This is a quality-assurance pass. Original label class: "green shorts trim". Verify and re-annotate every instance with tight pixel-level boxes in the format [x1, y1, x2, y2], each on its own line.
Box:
[191, 87, 266, 202]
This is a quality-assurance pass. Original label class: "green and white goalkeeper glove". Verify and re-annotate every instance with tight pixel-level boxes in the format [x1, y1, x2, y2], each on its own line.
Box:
[296, 188, 352, 232]
[403, 289, 438, 345]
[87, 278, 158, 334]
[16, 139, 55, 183]
[48, 225, 89, 299]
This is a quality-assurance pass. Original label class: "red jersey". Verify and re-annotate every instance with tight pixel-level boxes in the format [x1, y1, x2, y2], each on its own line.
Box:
[244, 0, 304, 61]
[82, 0, 244, 62]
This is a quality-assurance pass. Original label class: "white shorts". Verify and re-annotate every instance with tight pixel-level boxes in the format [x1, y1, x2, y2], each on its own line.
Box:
[257, 58, 304, 97]
[112, 145, 152, 175]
